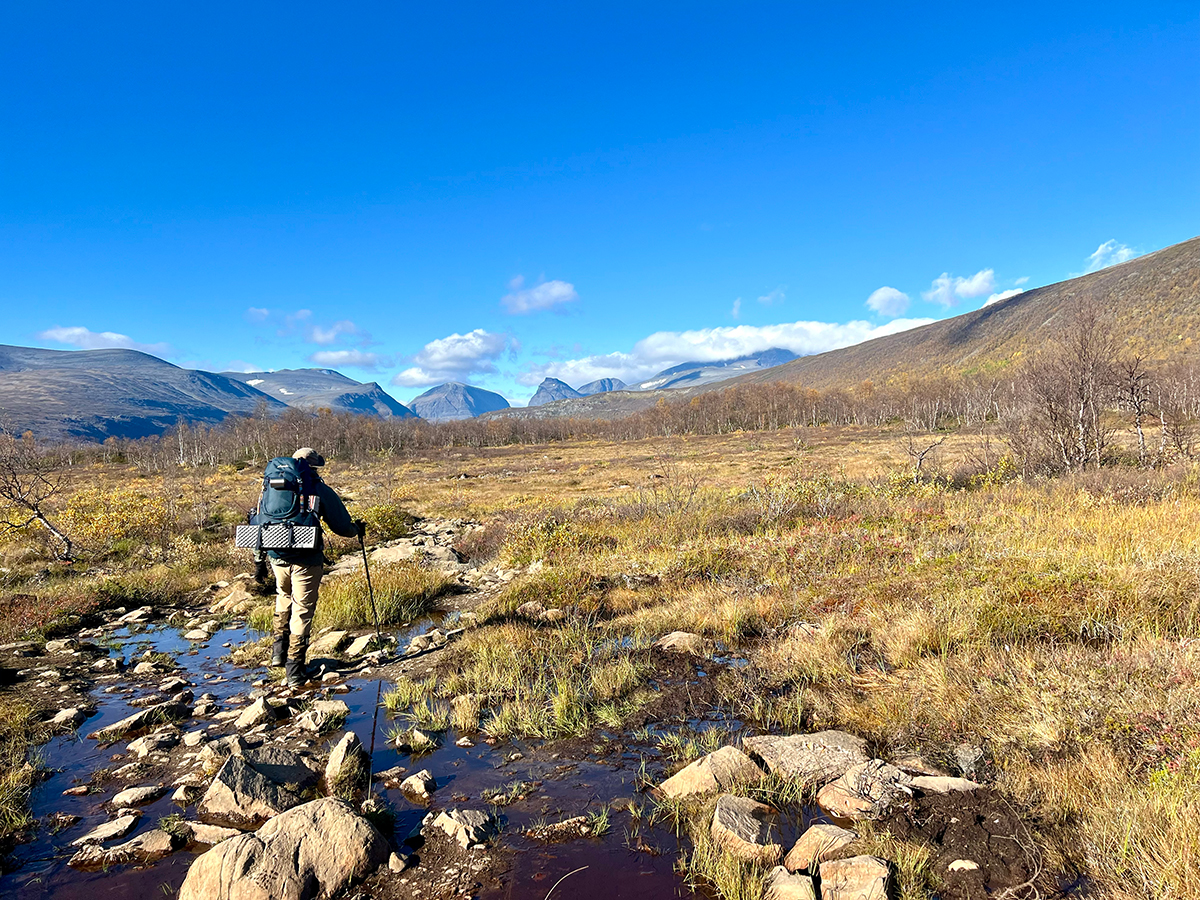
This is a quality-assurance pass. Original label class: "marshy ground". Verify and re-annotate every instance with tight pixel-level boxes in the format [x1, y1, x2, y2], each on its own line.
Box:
[1, 427, 1198, 899]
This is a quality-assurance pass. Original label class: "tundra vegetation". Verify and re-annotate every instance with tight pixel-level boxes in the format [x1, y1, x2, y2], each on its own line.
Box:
[2, 327, 1200, 897]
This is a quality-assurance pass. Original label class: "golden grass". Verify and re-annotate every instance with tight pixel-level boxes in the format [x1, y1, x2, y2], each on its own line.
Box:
[312, 560, 455, 631]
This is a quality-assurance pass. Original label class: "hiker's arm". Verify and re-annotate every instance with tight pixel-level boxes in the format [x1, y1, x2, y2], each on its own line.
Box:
[316, 483, 358, 538]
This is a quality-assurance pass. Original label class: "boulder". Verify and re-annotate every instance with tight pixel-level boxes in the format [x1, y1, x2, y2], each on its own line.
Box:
[766, 866, 817, 900]
[295, 699, 349, 733]
[818, 856, 892, 900]
[88, 701, 188, 742]
[742, 731, 868, 788]
[432, 809, 495, 849]
[399, 769, 437, 802]
[196, 757, 303, 830]
[783, 824, 858, 873]
[111, 784, 166, 807]
[710, 795, 782, 864]
[70, 813, 140, 846]
[658, 746, 764, 799]
[325, 732, 370, 796]
[242, 746, 320, 790]
[653, 631, 708, 655]
[817, 760, 912, 820]
[309, 630, 350, 656]
[178, 798, 389, 900]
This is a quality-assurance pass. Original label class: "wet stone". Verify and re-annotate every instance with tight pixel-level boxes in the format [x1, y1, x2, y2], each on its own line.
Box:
[657, 745, 764, 799]
[70, 813, 140, 846]
[51, 707, 87, 728]
[432, 809, 495, 849]
[399, 769, 437, 802]
[711, 795, 782, 865]
[88, 701, 189, 742]
[111, 783, 166, 807]
[197, 756, 304, 830]
[295, 699, 349, 733]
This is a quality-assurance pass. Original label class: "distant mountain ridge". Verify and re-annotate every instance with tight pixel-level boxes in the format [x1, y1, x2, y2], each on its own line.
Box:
[223, 369, 415, 419]
[632, 348, 798, 390]
[408, 382, 510, 422]
[528, 378, 583, 406]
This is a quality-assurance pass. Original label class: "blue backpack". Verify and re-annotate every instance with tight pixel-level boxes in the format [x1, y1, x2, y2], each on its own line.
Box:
[255, 457, 321, 527]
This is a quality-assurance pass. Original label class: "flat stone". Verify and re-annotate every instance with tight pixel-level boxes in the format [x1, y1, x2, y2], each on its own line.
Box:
[784, 824, 858, 873]
[766, 866, 817, 900]
[818, 856, 892, 900]
[710, 794, 782, 864]
[127, 732, 179, 758]
[196, 756, 303, 830]
[178, 798, 390, 900]
[911, 775, 982, 793]
[242, 746, 320, 790]
[345, 634, 382, 657]
[309, 630, 350, 656]
[658, 746, 764, 799]
[67, 828, 180, 870]
[69, 813, 140, 846]
[172, 784, 201, 804]
[88, 701, 188, 742]
[183, 729, 207, 747]
[948, 859, 980, 872]
[236, 697, 279, 730]
[45, 638, 80, 653]
[111, 784, 166, 807]
[653, 631, 708, 655]
[432, 808, 495, 849]
[817, 760, 912, 820]
[184, 629, 210, 641]
[742, 731, 868, 788]
[52, 707, 87, 728]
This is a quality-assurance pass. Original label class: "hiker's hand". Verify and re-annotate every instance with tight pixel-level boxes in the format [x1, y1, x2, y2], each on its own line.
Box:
[354, 520, 366, 539]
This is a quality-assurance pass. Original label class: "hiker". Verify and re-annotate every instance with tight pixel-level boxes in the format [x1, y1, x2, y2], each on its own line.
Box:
[253, 447, 363, 686]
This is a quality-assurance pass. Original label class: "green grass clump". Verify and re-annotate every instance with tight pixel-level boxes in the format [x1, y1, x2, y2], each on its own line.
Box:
[0, 700, 43, 846]
[313, 561, 454, 630]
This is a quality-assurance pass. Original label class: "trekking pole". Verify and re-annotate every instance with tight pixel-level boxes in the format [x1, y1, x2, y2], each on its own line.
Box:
[358, 529, 383, 654]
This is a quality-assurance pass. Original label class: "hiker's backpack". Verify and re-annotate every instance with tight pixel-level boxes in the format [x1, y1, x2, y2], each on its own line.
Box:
[233, 457, 322, 551]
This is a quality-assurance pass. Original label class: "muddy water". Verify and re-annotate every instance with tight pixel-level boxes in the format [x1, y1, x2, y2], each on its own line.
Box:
[0, 617, 713, 899]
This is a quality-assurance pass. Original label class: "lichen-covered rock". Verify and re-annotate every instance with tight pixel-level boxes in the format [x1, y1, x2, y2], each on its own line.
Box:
[196, 757, 303, 830]
[178, 798, 389, 900]
[68, 828, 180, 869]
[783, 823, 858, 873]
[816, 760, 912, 820]
[818, 856, 892, 900]
[657, 746, 764, 798]
[765, 865, 817, 900]
[710, 794, 782, 864]
[742, 731, 868, 788]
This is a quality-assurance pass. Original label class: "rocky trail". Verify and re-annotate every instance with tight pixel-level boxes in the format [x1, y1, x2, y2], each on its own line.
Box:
[0, 518, 1054, 900]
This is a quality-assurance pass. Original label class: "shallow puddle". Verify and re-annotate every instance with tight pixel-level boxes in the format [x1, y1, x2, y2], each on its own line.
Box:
[1, 615, 710, 899]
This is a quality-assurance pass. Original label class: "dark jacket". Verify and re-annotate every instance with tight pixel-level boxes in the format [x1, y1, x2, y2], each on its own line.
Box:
[268, 477, 357, 567]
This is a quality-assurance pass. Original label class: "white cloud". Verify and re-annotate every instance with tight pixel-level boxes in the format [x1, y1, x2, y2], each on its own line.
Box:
[983, 288, 1024, 307]
[922, 269, 996, 307]
[391, 328, 516, 387]
[37, 325, 174, 357]
[731, 298, 742, 319]
[308, 320, 360, 345]
[1085, 239, 1138, 273]
[1014, 276, 1030, 285]
[245, 307, 270, 323]
[757, 287, 785, 306]
[866, 286, 909, 317]
[308, 349, 386, 370]
[501, 278, 578, 314]
[224, 359, 264, 373]
[518, 316, 935, 388]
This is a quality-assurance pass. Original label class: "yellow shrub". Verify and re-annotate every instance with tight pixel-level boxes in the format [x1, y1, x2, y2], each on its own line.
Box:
[59, 486, 176, 556]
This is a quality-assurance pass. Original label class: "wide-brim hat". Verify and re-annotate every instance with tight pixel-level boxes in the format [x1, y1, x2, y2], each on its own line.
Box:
[293, 447, 326, 467]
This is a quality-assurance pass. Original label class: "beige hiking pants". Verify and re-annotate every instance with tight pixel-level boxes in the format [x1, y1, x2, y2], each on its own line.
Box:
[271, 561, 324, 660]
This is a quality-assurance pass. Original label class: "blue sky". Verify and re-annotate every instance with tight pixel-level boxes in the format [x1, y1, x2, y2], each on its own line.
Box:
[2, 3, 1197, 405]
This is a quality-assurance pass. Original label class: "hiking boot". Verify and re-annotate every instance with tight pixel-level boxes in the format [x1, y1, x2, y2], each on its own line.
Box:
[269, 636, 287, 668]
[284, 659, 308, 687]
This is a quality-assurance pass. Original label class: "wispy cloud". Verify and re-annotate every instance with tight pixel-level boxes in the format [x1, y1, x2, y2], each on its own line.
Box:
[308, 349, 388, 370]
[865, 286, 909, 317]
[246, 307, 374, 347]
[391, 328, 518, 387]
[518, 316, 934, 389]
[756, 286, 786, 306]
[37, 325, 174, 357]
[501, 277, 579, 314]
[731, 298, 742, 319]
[308, 320, 361, 345]
[1084, 239, 1139, 273]
[983, 288, 1023, 307]
[922, 268, 997, 307]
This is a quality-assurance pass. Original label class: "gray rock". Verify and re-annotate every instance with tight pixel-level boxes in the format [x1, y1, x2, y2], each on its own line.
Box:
[345, 633, 384, 657]
[432, 808, 495, 848]
[953, 744, 984, 777]
[819, 856, 892, 900]
[816, 760, 912, 820]
[199, 734, 249, 774]
[185, 821, 242, 845]
[657, 746, 764, 799]
[178, 798, 389, 900]
[183, 729, 207, 747]
[87, 701, 188, 742]
[784, 824, 858, 873]
[127, 731, 179, 758]
[399, 769, 437, 801]
[52, 707, 87, 728]
[111, 783, 166, 807]
[69, 813, 140, 846]
[197, 756, 303, 830]
[45, 638, 80, 653]
[68, 828, 180, 869]
[911, 775, 982, 793]
[742, 731, 868, 788]
[242, 746, 320, 790]
[309, 630, 350, 656]
[325, 731, 370, 796]
[710, 795, 782, 864]
[235, 697, 279, 730]
[295, 699, 349, 733]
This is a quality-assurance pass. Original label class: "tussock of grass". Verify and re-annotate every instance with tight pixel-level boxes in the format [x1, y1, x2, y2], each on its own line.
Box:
[0, 700, 42, 845]
[313, 561, 454, 630]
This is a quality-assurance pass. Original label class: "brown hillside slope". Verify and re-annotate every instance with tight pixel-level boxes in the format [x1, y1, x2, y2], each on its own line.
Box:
[499, 235, 1200, 422]
[730, 234, 1200, 391]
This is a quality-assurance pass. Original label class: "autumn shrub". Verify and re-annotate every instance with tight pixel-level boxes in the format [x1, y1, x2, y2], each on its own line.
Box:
[358, 503, 412, 542]
[59, 486, 178, 558]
